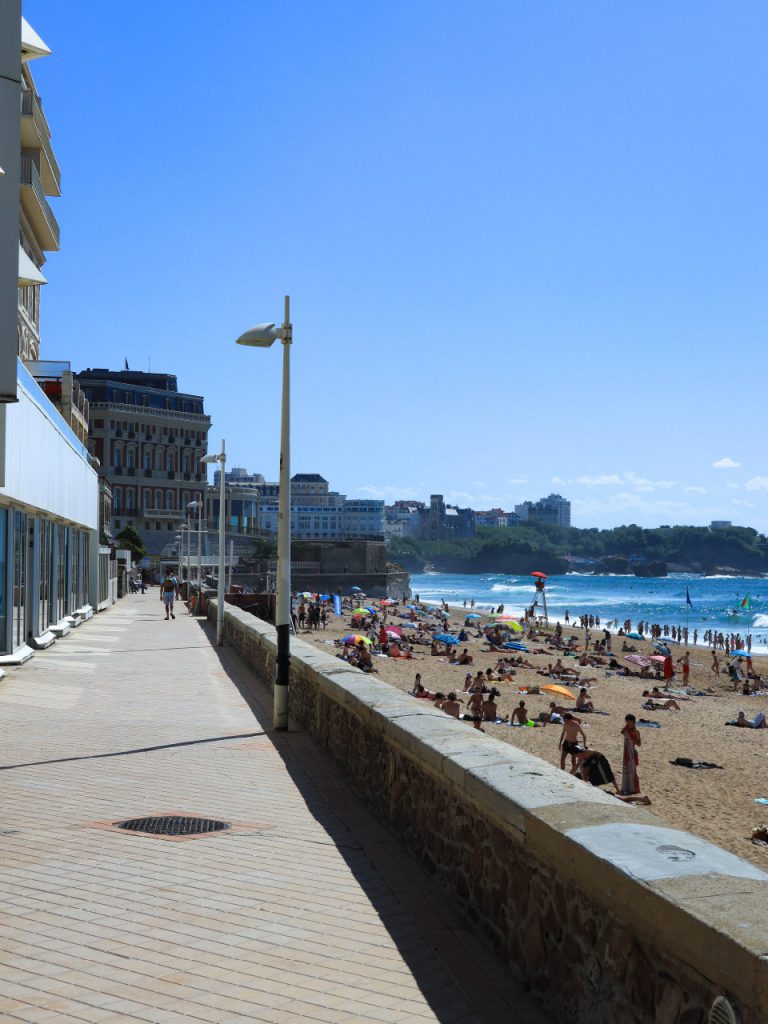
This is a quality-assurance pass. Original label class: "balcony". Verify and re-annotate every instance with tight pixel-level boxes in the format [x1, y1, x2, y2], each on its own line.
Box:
[20, 158, 60, 252]
[20, 90, 61, 196]
[141, 508, 182, 521]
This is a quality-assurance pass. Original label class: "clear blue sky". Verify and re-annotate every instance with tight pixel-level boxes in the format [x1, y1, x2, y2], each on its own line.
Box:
[24, 1, 768, 531]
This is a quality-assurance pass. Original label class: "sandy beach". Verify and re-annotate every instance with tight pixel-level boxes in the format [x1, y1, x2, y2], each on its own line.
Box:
[296, 600, 768, 868]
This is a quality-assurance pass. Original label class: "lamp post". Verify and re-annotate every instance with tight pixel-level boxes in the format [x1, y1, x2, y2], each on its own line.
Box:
[201, 441, 226, 646]
[235, 295, 292, 731]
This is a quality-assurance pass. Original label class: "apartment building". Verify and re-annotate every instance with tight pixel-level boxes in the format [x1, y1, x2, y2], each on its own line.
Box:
[75, 369, 211, 559]
[515, 493, 572, 528]
[0, 10, 99, 658]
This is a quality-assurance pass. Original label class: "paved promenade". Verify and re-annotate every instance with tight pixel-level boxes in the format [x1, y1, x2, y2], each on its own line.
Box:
[0, 596, 550, 1024]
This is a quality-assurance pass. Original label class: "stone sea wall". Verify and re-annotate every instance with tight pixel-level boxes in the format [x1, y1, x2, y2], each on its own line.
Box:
[211, 600, 768, 1024]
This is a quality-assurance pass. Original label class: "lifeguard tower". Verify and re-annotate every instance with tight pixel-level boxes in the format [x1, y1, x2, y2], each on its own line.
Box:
[530, 571, 549, 624]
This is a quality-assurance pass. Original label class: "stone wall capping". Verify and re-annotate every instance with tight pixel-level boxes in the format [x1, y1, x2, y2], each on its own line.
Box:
[214, 600, 768, 1023]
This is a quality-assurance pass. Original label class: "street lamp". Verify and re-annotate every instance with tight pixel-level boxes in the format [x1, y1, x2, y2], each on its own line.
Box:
[235, 295, 292, 731]
[201, 441, 226, 646]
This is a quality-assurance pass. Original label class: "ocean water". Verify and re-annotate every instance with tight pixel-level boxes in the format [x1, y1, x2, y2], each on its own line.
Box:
[409, 572, 768, 652]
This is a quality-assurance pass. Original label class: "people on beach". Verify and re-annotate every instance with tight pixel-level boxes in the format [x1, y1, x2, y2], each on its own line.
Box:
[620, 714, 641, 794]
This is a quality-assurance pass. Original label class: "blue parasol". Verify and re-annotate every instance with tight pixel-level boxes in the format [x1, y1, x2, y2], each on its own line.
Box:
[434, 632, 459, 645]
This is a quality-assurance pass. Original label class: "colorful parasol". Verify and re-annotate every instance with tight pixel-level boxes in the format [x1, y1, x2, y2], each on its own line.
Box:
[541, 684, 576, 700]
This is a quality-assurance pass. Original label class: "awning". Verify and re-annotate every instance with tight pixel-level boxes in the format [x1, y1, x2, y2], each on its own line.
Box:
[21, 18, 51, 62]
[18, 246, 47, 286]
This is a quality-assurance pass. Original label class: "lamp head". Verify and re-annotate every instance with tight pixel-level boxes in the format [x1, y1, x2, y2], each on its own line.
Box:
[236, 323, 279, 348]
[200, 453, 222, 465]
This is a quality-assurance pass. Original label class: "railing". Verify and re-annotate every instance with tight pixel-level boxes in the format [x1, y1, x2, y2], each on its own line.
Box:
[20, 157, 60, 248]
[88, 401, 210, 425]
[20, 90, 60, 192]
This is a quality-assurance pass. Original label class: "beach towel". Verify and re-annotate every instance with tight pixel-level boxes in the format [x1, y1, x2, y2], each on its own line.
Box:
[669, 758, 723, 770]
[637, 719, 661, 728]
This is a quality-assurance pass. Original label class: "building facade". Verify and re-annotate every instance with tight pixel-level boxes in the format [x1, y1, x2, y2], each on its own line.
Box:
[75, 370, 210, 559]
[0, 12, 99, 657]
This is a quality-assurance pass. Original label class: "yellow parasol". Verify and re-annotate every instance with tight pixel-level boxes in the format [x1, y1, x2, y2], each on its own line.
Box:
[541, 684, 576, 701]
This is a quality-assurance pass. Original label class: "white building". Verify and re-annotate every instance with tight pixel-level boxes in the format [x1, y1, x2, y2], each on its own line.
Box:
[0, 9, 99, 658]
[208, 470, 384, 541]
[515, 493, 571, 528]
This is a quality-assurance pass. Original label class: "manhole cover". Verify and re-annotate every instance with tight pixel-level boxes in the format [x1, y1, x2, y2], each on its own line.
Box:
[116, 815, 230, 836]
[88, 810, 274, 841]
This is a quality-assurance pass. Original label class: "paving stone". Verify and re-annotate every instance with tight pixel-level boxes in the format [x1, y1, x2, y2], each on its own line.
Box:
[0, 597, 550, 1024]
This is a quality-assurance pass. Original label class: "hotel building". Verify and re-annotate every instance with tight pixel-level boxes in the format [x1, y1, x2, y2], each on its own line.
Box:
[75, 369, 210, 560]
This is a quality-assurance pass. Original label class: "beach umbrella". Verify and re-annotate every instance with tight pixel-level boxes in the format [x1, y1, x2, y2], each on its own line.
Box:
[502, 642, 528, 652]
[541, 684, 576, 700]
[626, 632, 644, 640]
[351, 586, 363, 592]
[342, 634, 371, 646]
[352, 607, 370, 616]
[465, 613, 481, 619]
[385, 626, 403, 638]
[649, 655, 667, 664]
[434, 632, 459, 645]
[625, 654, 651, 668]
[406, 604, 419, 611]
[530, 571, 548, 579]
[654, 642, 671, 655]
[731, 649, 750, 657]
[298, 592, 313, 598]
[380, 599, 396, 606]
[364, 606, 377, 614]
[400, 622, 417, 629]
[497, 619, 524, 632]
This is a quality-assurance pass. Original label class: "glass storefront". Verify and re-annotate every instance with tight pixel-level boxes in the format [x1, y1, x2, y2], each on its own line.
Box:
[12, 509, 28, 651]
[37, 518, 52, 634]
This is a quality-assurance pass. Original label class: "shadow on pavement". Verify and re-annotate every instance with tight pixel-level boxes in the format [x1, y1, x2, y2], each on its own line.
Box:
[0, 731, 265, 772]
[193, 614, 549, 1024]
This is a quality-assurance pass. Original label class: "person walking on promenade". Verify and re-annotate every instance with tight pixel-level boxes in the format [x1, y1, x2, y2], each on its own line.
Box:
[620, 713, 641, 795]
[161, 571, 179, 620]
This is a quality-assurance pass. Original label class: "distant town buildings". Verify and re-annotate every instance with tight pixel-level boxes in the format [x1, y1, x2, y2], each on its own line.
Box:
[710, 520, 732, 530]
[210, 469, 384, 541]
[75, 369, 210, 557]
[383, 492, 572, 539]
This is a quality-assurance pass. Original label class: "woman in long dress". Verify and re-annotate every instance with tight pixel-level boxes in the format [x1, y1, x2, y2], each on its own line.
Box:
[621, 713, 641, 795]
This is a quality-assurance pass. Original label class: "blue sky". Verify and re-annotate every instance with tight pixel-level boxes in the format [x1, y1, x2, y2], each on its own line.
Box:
[24, 1, 768, 531]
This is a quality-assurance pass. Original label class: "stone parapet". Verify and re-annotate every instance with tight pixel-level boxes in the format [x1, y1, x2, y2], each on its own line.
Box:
[211, 599, 768, 1024]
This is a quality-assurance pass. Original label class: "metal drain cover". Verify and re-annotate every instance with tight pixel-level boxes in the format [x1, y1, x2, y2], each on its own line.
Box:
[116, 815, 230, 836]
[88, 809, 274, 842]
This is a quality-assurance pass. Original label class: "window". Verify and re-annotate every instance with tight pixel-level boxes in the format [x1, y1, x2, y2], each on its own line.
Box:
[144, 449, 152, 470]
[142, 488, 151, 509]
[167, 451, 175, 472]
[154, 489, 163, 509]
[166, 490, 174, 511]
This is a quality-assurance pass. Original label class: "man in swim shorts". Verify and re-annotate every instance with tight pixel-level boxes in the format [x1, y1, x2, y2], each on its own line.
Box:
[161, 572, 179, 620]
[559, 713, 587, 771]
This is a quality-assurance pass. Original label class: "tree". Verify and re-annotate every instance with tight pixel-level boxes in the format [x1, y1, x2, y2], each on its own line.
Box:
[115, 525, 147, 563]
